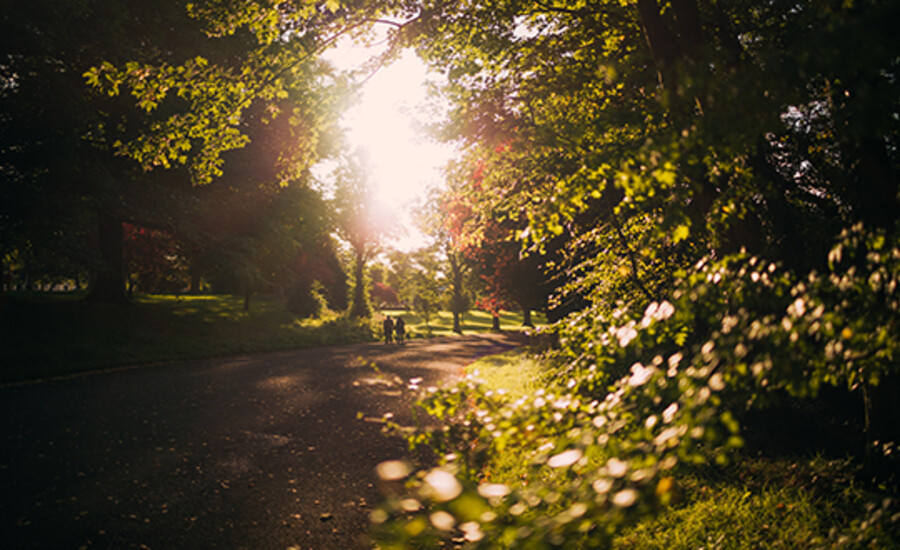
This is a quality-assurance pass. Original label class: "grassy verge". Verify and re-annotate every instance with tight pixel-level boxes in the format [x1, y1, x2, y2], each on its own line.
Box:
[1, 293, 541, 384]
[1, 292, 374, 384]
[464, 350, 549, 401]
[461, 351, 893, 549]
[379, 309, 545, 339]
[614, 456, 880, 549]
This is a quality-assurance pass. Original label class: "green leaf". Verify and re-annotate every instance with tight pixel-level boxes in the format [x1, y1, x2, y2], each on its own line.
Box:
[83, 68, 100, 87]
[672, 224, 690, 243]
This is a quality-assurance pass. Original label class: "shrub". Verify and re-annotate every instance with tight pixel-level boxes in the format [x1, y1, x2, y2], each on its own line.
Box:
[287, 280, 329, 318]
[371, 225, 900, 548]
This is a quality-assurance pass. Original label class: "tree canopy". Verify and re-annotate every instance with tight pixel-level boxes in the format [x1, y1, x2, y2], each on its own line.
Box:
[363, 1, 900, 547]
[1, 0, 352, 302]
[386, 0, 898, 265]
[4, 1, 899, 545]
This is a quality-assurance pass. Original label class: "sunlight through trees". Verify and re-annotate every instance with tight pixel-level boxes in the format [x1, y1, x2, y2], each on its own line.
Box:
[3, 1, 899, 547]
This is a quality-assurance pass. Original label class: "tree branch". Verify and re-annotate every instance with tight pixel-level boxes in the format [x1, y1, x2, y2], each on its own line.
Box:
[635, 0, 680, 89]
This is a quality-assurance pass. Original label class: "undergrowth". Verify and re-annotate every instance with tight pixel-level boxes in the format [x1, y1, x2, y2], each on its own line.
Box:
[450, 352, 898, 549]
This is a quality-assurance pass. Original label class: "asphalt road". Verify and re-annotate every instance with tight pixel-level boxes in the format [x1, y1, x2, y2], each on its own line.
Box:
[0, 333, 526, 549]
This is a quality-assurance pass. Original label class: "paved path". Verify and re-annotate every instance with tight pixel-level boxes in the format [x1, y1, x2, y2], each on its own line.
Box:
[0, 333, 526, 549]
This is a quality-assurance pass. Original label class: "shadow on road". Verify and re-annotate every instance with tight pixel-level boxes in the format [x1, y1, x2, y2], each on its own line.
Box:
[0, 332, 526, 549]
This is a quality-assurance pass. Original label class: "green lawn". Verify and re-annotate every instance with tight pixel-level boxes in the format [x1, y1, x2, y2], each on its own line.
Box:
[1, 293, 541, 384]
[379, 308, 545, 339]
[1, 292, 373, 383]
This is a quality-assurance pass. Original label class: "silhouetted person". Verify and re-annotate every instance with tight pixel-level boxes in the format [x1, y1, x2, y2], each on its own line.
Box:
[383, 316, 394, 344]
[395, 316, 406, 344]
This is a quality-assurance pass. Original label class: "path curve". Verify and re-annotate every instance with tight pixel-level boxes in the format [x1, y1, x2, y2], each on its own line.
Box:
[0, 333, 526, 549]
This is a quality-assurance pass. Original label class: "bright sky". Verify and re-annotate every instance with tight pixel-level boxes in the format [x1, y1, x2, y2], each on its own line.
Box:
[323, 38, 454, 252]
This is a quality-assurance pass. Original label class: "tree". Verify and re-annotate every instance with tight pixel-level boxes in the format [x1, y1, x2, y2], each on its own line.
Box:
[409, 246, 443, 335]
[1, 1, 205, 302]
[377, 1, 897, 274]
[370, 281, 399, 308]
[330, 151, 391, 318]
[181, 83, 340, 311]
[2, 0, 350, 303]
[123, 223, 186, 296]
[415, 189, 473, 333]
[385, 250, 417, 309]
[367, 2, 900, 547]
[439, 157, 557, 329]
[373, 0, 900, 342]
[444, 247, 471, 333]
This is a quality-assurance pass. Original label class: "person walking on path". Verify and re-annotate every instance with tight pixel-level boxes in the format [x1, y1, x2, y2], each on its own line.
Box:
[383, 316, 394, 344]
[395, 316, 406, 344]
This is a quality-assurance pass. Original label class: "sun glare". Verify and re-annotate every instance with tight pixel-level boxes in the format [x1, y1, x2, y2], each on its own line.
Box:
[325, 40, 454, 251]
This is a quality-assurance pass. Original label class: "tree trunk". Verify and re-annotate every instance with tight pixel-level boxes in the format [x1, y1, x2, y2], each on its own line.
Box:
[189, 266, 202, 294]
[449, 252, 465, 334]
[671, 0, 704, 55]
[243, 275, 251, 313]
[522, 307, 533, 328]
[349, 248, 369, 318]
[492, 313, 501, 332]
[86, 212, 128, 303]
[850, 137, 899, 229]
[636, 0, 680, 89]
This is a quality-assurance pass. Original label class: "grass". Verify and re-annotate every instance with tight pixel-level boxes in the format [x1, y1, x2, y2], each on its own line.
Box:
[379, 309, 546, 339]
[1, 292, 372, 383]
[464, 350, 548, 401]
[458, 351, 895, 549]
[461, 350, 553, 484]
[613, 456, 881, 549]
[0, 292, 540, 384]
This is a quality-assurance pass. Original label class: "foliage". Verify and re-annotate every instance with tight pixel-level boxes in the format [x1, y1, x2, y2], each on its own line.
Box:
[384, 250, 418, 308]
[440, 158, 557, 325]
[193, 178, 338, 312]
[409, 247, 444, 335]
[0, 292, 375, 383]
[2, 0, 349, 303]
[367, 1, 900, 544]
[379, 308, 545, 340]
[1, 0, 209, 301]
[123, 223, 187, 294]
[286, 279, 330, 318]
[80, 0, 343, 185]
[371, 226, 900, 548]
[371, 281, 400, 306]
[615, 457, 898, 550]
[329, 151, 392, 318]
[409, 0, 897, 252]
[415, 188, 473, 333]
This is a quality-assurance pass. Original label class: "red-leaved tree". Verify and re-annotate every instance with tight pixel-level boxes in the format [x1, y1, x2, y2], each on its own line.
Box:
[123, 223, 186, 296]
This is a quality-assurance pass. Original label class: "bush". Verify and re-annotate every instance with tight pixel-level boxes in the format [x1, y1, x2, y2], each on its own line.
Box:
[370, 225, 900, 548]
[287, 280, 329, 318]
